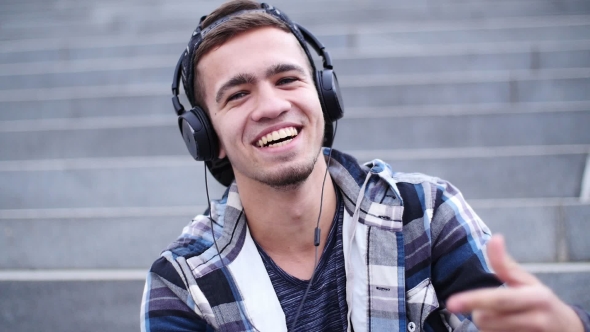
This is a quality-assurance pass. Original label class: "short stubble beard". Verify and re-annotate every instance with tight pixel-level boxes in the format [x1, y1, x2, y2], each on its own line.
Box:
[258, 146, 322, 191]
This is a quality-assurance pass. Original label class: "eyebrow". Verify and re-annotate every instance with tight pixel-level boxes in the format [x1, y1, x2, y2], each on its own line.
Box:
[265, 63, 307, 78]
[215, 73, 256, 103]
[214, 63, 308, 104]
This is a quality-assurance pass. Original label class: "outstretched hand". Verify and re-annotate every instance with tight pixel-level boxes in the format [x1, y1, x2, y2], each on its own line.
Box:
[446, 234, 584, 332]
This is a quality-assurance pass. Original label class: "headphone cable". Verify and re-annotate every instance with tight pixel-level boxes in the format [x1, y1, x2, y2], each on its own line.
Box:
[205, 121, 338, 331]
[290, 120, 338, 331]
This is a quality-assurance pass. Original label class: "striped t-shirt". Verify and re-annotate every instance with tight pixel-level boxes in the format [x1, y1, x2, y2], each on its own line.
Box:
[256, 190, 348, 331]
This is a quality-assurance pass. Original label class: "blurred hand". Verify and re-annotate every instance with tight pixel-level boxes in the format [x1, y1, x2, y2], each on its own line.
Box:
[446, 234, 584, 332]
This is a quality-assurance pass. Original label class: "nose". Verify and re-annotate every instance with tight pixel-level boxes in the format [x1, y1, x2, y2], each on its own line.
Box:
[250, 83, 291, 122]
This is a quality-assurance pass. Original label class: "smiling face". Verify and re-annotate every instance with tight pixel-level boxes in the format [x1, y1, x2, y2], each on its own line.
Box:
[197, 27, 325, 189]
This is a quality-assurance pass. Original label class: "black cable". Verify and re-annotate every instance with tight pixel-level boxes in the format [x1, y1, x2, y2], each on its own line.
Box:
[289, 120, 338, 331]
[205, 121, 339, 331]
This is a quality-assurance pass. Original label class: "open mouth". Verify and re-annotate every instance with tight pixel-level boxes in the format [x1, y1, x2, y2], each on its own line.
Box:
[256, 126, 299, 148]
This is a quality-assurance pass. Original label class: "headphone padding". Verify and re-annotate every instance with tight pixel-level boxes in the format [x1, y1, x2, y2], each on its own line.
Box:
[317, 69, 344, 123]
[178, 107, 219, 161]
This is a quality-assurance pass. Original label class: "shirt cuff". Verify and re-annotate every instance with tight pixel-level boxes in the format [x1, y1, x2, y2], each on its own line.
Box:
[571, 305, 590, 332]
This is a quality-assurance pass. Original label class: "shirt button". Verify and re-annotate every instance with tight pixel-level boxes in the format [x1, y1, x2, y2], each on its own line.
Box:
[407, 321, 416, 332]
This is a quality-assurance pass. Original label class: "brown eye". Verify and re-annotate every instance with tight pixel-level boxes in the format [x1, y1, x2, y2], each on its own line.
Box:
[227, 91, 248, 102]
[277, 77, 297, 85]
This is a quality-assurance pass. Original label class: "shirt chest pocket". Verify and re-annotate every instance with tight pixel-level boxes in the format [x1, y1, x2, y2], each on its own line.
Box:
[406, 278, 439, 331]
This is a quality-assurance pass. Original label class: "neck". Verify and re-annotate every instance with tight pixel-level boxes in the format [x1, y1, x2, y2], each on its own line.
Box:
[235, 156, 337, 279]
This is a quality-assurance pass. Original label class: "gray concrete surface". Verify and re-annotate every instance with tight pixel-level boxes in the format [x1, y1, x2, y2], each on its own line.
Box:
[1, 0, 589, 329]
[1, 204, 588, 269]
[3, 49, 590, 89]
[1, 111, 589, 160]
[0, 270, 588, 332]
[0, 280, 144, 332]
[0, 154, 586, 211]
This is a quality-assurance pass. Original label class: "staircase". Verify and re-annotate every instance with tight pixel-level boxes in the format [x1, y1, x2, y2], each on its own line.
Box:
[1, 0, 589, 330]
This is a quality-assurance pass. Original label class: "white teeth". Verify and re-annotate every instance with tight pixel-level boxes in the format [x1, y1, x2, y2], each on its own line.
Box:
[257, 126, 298, 148]
[272, 131, 280, 141]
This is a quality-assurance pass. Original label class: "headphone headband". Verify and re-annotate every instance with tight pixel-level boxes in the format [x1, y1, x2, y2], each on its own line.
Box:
[172, 7, 335, 112]
[171, 56, 184, 116]
[296, 24, 333, 70]
[177, 3, 325, 107]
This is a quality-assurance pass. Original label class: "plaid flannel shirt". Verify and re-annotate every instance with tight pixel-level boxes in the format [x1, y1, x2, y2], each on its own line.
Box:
[141, 148, 504, 331]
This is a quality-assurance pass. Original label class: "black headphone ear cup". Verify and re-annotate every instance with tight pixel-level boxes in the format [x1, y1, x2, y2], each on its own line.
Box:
[316, 69, 344, 123]
[178, 107, 219, 161]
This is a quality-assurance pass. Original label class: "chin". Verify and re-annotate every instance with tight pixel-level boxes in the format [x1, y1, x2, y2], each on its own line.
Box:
[259, 163, 315, 190]
[257, 151, 321, 190]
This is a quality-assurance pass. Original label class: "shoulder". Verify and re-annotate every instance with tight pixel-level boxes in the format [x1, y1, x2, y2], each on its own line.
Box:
[391, 171, 482, 232]
[391, 172, 458, 212]
[388, 172, 445, 225]
[360, 154, 476, 230]
[328, 148, 463, 219]
[363, 156, 456, 217]
[330, 147, 450, 194]
[165, 214, 218, 259]
[165, 186, 233, 259]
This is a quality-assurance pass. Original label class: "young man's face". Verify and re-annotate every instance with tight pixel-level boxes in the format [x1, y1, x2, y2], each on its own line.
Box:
[198, 26, 325, 188]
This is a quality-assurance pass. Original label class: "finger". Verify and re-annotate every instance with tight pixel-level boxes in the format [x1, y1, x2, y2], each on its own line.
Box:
[472, 308, 548, 332]
[487, 234, 539, 287]
[446, 286, 552, 314]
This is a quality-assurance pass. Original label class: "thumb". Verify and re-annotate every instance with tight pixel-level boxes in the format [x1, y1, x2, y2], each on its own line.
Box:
[487, 234, 539, 287]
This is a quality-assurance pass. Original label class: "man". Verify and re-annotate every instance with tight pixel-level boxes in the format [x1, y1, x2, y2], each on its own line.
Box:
[141, 1, 589, 331]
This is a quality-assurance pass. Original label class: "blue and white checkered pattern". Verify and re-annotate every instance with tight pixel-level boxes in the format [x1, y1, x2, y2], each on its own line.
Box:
[142, 148, 505, 331]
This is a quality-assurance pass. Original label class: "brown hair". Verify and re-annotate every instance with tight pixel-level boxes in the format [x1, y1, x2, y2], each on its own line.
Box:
[192, 0, 292, 110]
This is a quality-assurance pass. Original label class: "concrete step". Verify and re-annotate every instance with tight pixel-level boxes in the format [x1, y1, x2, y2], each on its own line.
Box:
[0, 200, 588, 269]
[336, 110, 590, 150]
[0, 148, 587, 211]
[0, 38, 180, 64]
[1, 110, 588, 160]
[4, 18, 589, 44]
[478, 202, 590, 263]
[2, 15, 588, 60]
[0, 265, 588, 332]
[333, 48, 590, 76]
[383, 150, 588, 200]
[318, 23, 590, 50]
[0, 277, 144, 332]
[0, 95, 172, 121]
[0, 215, 194, 269]
[1, 1, 589, 39]
[0, 68, 588, 110]
[3, 47, 590, 89]
[337, 70, 590, 107]
[0, 160, 227, 209]
[0, 66, 171, 90]
[0, 83, 586, 119]
[0, 31, 590, 66]
[0, 40, 590, 76]
[0, 0, 587, 10]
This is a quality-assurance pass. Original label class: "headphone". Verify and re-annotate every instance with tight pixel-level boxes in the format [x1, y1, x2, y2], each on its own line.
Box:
[171, 3, 344, 185]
